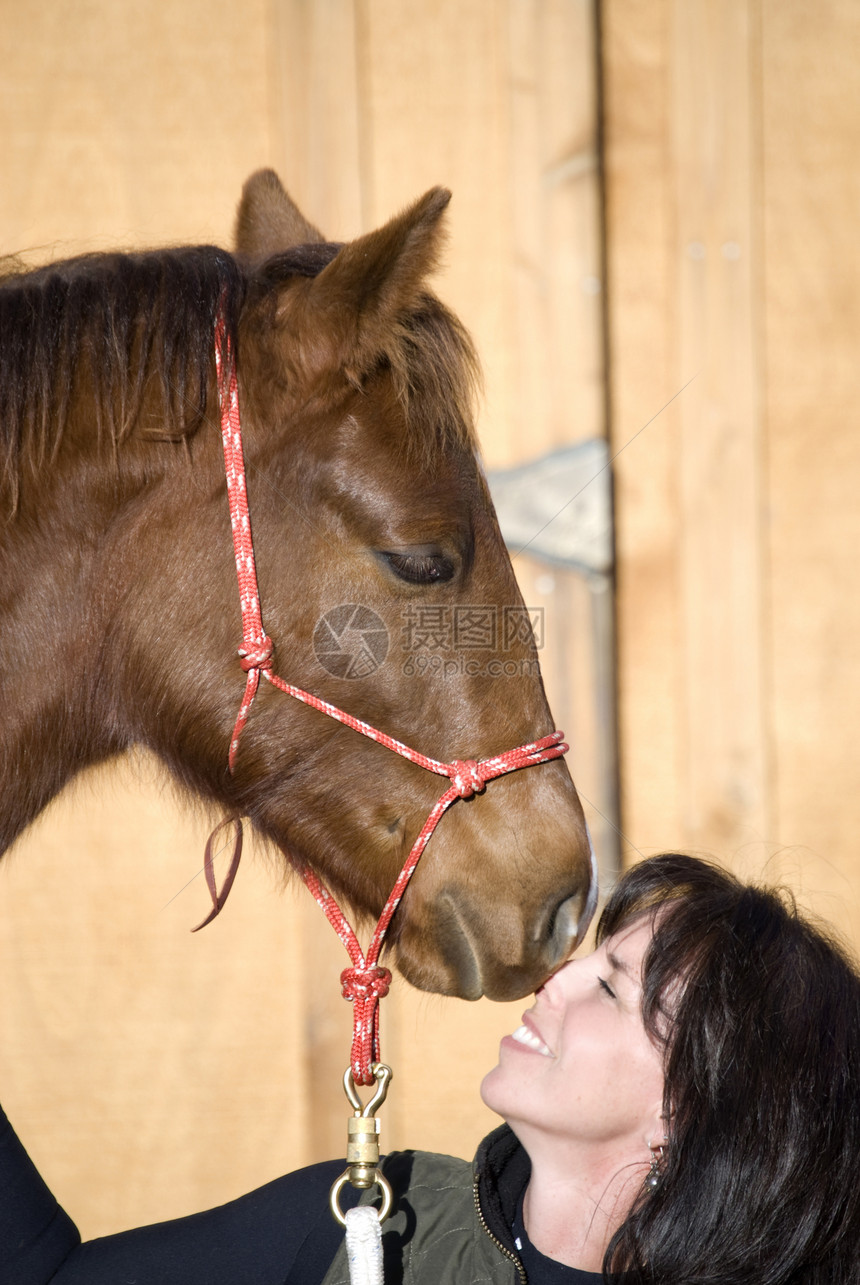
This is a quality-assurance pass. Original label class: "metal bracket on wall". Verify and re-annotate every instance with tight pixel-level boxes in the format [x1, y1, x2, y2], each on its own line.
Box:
[486, 439, 612, 582]
[487, 440, 619, 881]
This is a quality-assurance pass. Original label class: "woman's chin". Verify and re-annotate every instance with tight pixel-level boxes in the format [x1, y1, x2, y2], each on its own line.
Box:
[479, 1062, 504, 1114]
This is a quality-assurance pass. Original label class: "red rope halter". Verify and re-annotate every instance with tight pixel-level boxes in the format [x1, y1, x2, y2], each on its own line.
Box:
[213, 316, 569, 1084]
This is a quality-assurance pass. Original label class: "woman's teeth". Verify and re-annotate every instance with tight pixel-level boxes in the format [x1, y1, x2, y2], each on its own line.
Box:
[511, 1024, 552, 1056]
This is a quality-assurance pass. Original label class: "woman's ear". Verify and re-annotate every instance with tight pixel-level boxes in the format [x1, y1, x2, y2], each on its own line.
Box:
[643, 1111, 669, 1188]
[644, 1107, 669, 1153]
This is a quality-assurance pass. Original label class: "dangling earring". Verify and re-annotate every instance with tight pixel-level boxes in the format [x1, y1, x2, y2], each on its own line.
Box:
[646, 1141, 665, 1190]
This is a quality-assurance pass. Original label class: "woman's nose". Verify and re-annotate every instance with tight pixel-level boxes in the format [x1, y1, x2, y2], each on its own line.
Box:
[537, 955, 579, 1003]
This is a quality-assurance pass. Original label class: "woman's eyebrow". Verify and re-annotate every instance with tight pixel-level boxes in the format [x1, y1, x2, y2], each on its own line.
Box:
[606, 949, 637, 981]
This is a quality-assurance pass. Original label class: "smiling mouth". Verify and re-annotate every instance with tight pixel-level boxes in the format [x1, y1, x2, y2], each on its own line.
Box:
[510, 1024, 553, 1056]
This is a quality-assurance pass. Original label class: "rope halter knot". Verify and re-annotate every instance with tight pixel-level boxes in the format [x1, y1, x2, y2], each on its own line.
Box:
[448, 759, 486, 799]
[341, 965, 392, 1003]
[237, 634, 274, 672]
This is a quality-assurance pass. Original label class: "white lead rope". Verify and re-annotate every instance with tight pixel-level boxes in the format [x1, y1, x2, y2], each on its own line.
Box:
[345, 1206, 384, 1285]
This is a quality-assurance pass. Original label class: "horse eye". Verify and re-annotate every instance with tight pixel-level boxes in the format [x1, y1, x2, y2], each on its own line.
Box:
[382, 551, 456, 584]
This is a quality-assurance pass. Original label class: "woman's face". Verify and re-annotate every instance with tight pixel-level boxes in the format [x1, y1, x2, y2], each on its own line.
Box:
[481, 917, 665, 1157]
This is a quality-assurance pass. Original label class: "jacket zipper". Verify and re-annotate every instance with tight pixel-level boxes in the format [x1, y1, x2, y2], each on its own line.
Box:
[473, 1175, 528, 1284]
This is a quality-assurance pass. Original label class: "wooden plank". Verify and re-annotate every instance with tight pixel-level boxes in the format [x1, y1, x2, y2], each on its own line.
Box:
[355, 0, 603, 465]
[671, 0, 770, 853]
[759, 0, 860, 939]
[0, 0, 272, 254]
[604, 0, 769, 859]
[0, 758, 312, 1237]
[272, 0, 364, 235]
[601, 0, 687, 851]
[507, 0, 604, 453]
[604, 0, 860, 950]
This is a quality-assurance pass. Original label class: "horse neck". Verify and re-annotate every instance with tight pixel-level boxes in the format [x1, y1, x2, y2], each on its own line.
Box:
[0, 486, 119, 851]
[0, 411, 214, 855]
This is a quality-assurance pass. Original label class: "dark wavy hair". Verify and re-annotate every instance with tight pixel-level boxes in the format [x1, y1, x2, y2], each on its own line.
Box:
[598, 854, 860, 1285]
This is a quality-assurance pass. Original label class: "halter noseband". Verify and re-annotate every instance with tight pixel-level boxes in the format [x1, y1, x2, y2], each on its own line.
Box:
[212, 316, 568, 1084]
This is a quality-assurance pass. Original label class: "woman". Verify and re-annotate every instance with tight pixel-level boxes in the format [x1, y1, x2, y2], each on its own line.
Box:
[5, 853, 860, 1283]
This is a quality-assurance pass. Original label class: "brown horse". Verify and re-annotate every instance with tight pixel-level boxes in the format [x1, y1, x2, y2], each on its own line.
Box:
[0, 171, 595, 1001]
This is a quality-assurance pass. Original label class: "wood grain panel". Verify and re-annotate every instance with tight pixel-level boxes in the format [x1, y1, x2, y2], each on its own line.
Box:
[601, 0, 686, 850]
[672, 0, 769, 852]
[0, 0, 272, 255]
[604, 0, 860, 946]
[273, 0, 364, 236]
[605, 0, 769, 861]
[759, 0, 860, 935]
[0, 758, 316, 1236]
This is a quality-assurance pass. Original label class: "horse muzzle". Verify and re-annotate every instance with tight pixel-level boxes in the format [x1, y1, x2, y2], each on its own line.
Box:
[393, 844, 598, 1002]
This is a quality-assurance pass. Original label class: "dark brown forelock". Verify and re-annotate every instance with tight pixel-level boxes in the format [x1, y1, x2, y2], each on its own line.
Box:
[0, 246, 243, 510]
[254, 247, 481, 468]
[0, 242, 480, 510]
[378, 292, 481, 469]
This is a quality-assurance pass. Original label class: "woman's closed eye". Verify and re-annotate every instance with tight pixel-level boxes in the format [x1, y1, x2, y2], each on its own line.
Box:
[598, 977, 616, 999]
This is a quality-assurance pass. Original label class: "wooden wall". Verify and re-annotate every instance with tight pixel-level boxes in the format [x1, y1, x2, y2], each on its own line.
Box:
[2, 0, 858, 1247]
[603, 0, 860, 943]
[0, 0, 604, 1238]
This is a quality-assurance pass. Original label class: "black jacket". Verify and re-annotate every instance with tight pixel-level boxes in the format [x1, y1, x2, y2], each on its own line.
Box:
[2, 1104, 600, 1284]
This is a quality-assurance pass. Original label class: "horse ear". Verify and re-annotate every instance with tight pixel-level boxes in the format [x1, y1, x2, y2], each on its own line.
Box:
[299, 187, 452, 377]
[234, 169, 324, 256]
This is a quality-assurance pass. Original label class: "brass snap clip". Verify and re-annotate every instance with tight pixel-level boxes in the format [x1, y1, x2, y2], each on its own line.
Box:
[329, 1062, 393, 1227]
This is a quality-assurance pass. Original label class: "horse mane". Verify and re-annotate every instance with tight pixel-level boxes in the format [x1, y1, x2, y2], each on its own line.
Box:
[0, 238, 480, 510]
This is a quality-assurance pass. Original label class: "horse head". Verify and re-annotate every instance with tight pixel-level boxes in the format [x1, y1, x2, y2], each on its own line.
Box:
[0, 171, 596, 1001]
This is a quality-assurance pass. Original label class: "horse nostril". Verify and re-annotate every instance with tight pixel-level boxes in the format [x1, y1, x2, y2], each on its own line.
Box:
[538, 845, 598, 965]
[545, 893, 580, 959]
[543, 878, 596, 963]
